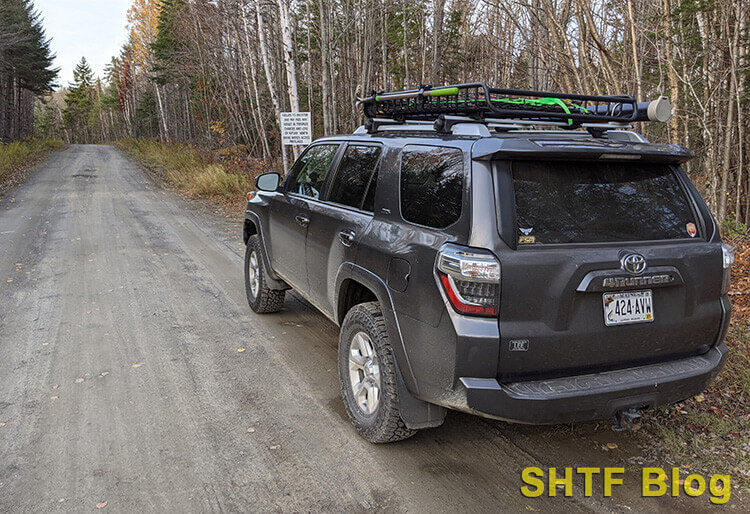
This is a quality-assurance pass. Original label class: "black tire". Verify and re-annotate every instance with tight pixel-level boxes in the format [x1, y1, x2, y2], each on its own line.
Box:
[338, 302, 417, 443]
[245, 235, 285, 313]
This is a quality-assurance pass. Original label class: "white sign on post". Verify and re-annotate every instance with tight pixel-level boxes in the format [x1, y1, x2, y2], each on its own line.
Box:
[280, 112, 312, 146]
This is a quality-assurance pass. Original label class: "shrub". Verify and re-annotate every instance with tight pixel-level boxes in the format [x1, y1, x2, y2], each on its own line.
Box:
[115, 138, 252, 198]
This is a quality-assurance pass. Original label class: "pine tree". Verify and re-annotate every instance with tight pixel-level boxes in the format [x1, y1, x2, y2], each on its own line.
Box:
[151, 0, 183, 86]
[0, 0, 58, 140]
[62, 57, 95, 142]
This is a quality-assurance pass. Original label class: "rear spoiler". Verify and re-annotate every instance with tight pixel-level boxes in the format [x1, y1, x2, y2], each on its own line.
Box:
[471, 138, 694, 164]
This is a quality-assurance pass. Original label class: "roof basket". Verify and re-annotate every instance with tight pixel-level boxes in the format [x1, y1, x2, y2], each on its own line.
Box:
[358, 82, 671, 132]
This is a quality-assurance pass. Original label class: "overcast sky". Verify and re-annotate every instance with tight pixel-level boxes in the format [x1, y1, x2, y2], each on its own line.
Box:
[34, 0, 131, 88]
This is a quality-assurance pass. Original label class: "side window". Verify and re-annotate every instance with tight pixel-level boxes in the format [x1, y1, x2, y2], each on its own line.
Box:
[327, 145, 381, 211]
[400, 146, 464, 228]
[286, 144, 338, 199]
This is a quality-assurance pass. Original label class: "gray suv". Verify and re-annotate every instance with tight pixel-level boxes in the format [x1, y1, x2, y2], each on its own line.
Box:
[243, 84, 733, 442]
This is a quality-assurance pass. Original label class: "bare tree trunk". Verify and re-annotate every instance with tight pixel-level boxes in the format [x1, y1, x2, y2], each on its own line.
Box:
[661, 0, 680, 144]
[256, 4, 288, 172]
[319, 0, 331, 136]
[626, 0, 642, 100]
[277, 0, 301, 158]
[431, 0, 446, 85]
[154, 84, 170, 141]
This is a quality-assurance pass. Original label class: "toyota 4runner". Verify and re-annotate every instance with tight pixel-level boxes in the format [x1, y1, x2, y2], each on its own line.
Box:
[243, 83, 733, 442]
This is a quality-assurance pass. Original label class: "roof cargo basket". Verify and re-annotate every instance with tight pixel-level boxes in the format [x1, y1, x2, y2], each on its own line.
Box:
[358, 82, 671, 133]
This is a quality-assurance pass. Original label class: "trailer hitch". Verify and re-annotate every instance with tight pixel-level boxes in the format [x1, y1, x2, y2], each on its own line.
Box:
[612, 408, 642, 432]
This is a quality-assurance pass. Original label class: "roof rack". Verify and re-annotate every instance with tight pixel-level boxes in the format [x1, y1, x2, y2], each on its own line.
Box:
[357, 82, 671, 135]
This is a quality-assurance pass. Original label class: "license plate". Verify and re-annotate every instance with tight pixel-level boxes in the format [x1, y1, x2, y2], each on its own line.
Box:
[603, 290, 654, 326]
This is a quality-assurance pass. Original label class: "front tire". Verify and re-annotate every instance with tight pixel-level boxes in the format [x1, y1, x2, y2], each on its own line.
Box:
[338, 302, 416, 443]
[245, 235, 285, 313]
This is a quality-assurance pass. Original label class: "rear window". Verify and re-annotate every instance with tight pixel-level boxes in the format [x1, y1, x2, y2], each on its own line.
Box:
[512, 161, 698, 244]
[400, 146, 463, 228]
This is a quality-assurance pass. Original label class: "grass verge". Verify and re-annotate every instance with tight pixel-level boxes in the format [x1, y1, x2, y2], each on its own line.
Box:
[114, 138, 266, 215]
[0, 138, 65, 193]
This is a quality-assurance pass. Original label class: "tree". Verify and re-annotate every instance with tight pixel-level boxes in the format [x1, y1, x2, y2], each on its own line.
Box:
[0, 0, 58, 140]
[62, 57, 95, 142]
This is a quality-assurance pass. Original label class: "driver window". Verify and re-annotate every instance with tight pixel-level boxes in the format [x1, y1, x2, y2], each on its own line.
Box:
[286, 144, 339, 199]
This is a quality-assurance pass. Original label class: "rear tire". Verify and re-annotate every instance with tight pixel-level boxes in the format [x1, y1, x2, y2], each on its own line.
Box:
[338, 302, 416, 443]
[245, 235, 285, 313]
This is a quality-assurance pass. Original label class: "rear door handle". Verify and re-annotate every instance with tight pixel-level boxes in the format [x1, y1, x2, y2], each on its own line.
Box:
[295, 214, 310, 227]
[338, 230, 356, 247]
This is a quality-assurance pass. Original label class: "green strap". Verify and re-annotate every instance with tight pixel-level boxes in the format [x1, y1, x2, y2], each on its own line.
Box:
[494, 97, 590, 125]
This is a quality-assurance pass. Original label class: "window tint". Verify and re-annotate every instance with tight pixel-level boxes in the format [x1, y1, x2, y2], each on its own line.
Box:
[400, 146, 464, 228]
[327, 145, 381, 211]
[512, 161, 698, 244]
[286, 144, 338, 199]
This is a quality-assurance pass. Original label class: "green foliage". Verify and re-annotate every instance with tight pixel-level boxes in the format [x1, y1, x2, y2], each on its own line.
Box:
[385, 2, 427, 88]
[151, 0, 184, 86]
[0, 138, 63, 181]
[134, 89, 159, 137]
[721, 217, 749, 239]
[62, 57, 96, 138]
[440, 7, 465, 84]
[34, 97, 61, 138]
[0, 0, 59, 93]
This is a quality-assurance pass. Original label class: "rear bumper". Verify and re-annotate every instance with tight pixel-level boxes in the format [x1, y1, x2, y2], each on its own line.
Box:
[458, 342, 728, 424]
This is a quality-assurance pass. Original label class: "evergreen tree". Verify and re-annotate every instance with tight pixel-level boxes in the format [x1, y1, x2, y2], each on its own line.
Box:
[62, 57, 95, 142]
[151, 0, 183, 86]
[0, 0, 59, 140]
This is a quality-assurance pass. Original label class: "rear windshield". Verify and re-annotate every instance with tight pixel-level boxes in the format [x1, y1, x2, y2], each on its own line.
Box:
[512, 161, 698, 244]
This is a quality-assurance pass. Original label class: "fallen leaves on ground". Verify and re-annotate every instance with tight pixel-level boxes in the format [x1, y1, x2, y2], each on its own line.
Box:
[729, 236, 750, 318]
[50, 396, 59, 400]
[96, 501, 108, 509]
[237, 348, 246, 353]
[131, 363, 143, 368]
[606, 442, 618, 450]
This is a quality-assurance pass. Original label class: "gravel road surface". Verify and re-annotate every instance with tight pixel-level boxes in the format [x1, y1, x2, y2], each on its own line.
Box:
[0, 145, 727, 512]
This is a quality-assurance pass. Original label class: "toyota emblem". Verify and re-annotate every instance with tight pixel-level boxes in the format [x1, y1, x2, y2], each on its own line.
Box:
[621, 253, 647, 275]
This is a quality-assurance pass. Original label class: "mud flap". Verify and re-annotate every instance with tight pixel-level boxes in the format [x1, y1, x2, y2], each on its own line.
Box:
[395, 363, 446, 429]
[262, 266, 290, 291]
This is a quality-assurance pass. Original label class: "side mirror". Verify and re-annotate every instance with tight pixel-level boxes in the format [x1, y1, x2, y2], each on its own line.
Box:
[256, 172, 281, 192]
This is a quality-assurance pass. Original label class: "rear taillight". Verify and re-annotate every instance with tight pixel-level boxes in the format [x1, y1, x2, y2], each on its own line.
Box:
[722, 243, 734, 294]
[437, 245, 500, 317]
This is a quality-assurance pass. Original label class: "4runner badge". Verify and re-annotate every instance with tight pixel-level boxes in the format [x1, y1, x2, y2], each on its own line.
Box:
[621, 253, 647, 275]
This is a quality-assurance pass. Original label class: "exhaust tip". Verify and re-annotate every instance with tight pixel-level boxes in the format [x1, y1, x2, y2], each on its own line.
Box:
[647, 96, 672, 123]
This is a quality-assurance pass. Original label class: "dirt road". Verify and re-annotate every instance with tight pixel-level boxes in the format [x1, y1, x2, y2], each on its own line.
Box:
[0, 145, 730, 512]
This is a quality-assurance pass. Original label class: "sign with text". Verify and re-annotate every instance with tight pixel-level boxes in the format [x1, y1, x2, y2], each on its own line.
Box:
[280, 112, 312, 146]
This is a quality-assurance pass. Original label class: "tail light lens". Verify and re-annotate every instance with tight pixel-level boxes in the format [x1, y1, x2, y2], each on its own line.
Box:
[437, 245, 500, 317]
[721, 243, 734, 294]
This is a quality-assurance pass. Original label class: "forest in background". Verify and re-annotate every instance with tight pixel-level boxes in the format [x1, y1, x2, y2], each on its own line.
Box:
[26, 0, 750, 224]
